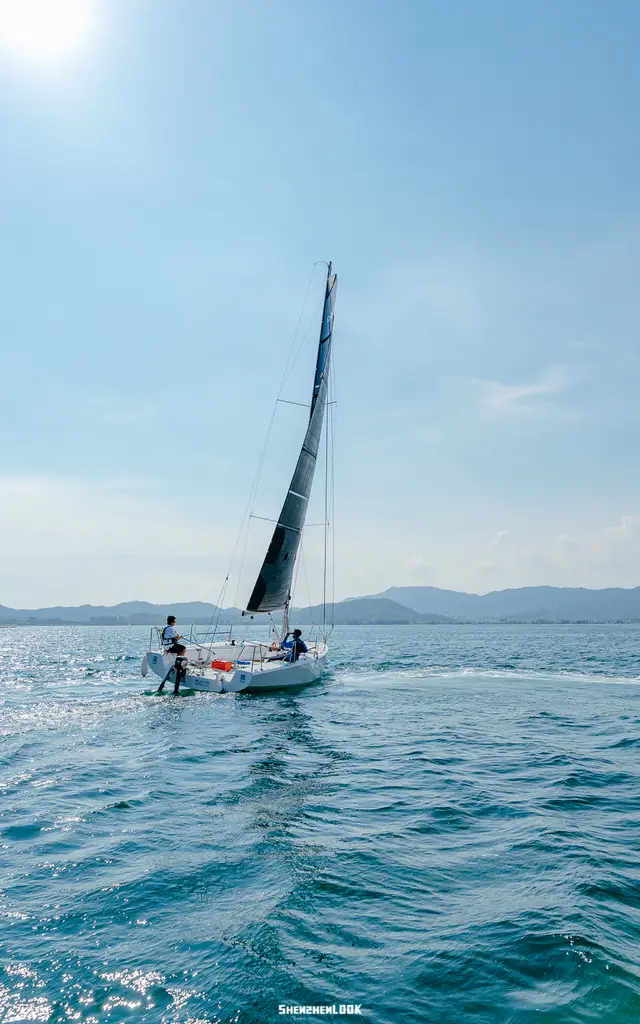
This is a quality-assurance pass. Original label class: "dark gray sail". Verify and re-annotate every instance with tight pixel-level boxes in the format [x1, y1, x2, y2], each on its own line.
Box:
[246, 265, 337, 613]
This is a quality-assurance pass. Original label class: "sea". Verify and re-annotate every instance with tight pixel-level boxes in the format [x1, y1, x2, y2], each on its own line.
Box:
[1, 623, 639, 1024]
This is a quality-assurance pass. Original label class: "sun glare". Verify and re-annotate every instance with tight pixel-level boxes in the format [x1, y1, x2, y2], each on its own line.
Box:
[0, 0, 96, 64]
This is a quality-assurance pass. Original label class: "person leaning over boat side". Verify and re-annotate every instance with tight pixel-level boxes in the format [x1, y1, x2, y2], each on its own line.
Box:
[161, 615, 186, 656]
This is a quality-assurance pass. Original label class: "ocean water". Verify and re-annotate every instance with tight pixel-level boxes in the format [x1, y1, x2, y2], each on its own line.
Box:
[1, 623, 639, 1024]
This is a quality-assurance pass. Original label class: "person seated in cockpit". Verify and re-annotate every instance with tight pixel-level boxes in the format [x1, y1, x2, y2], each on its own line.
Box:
[279, 629, 308, 662]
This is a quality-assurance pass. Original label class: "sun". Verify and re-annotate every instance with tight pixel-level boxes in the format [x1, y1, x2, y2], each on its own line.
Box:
[0, 0, 96, 64]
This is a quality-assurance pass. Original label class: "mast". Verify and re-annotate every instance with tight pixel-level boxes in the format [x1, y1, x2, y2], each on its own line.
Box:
[246, 264, 337, 615]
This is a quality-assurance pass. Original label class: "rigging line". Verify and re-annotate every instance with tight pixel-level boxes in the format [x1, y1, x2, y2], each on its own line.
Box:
[297, 534, 315, 629]
[249, 404, 309, 516]
[277, 399, 310, 408]
[233, 512, 252, 609]
[277, 263, 319, 397]
[328, 376, 332, 622]
[203, 573, 232, 659]
[322, 385, 329, 631]
[242, 266, 330, 586]
[268, 612, 281, 644]
[290, 529, 305, 620]
[332, 381, 337, 629]
[217, 261, 320, 610]
[329, 360, 337, 631]
[278, 293, 325, 397]
[208, 573, 230, 646]
[251, 510, 324, 529]
[278, 260, 329, 395]
[227, 362, 291, 606]
[199, 555, 234, 651]
[225, 399, 278, 594]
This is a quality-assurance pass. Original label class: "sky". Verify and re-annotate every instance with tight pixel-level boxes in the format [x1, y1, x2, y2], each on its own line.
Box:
[1, 0, 640, 608]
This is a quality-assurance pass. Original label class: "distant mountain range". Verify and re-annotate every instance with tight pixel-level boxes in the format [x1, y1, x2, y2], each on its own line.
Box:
[3, 586, 640, 625]
[0, 597, 446, 626]
[292, 598, 450, 625]
[366, 586, 640, 622]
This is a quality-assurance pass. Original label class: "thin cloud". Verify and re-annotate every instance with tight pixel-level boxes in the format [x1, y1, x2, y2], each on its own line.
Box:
[473, 517, 640, 590]
[0, 474, 236, 607]
[475, 367, 571, 418]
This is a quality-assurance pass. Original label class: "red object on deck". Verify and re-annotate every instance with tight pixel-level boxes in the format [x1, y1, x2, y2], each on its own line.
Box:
[211, 660, 233, 672]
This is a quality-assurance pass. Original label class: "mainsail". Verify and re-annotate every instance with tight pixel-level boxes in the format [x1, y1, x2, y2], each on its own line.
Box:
[246, 265, 337, 613]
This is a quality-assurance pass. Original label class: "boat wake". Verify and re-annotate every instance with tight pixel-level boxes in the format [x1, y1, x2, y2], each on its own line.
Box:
[335, 664, 640, 688]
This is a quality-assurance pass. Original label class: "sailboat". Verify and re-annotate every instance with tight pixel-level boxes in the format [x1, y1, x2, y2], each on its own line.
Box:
[141, 264, 337, 693]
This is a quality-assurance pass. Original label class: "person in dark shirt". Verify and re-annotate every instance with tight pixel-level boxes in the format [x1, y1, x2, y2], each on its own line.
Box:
[281, 629, 308, 662]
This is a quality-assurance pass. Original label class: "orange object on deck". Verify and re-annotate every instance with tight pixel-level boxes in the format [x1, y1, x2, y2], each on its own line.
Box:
[211, 660, 233, 672]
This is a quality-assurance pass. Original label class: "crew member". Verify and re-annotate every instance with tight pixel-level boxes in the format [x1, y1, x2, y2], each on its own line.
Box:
[281, 629, 308, 663]
[161, 615, 187, 656]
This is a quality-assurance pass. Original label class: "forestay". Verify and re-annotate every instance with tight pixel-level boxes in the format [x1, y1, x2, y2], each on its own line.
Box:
[246, 265, 337, 613]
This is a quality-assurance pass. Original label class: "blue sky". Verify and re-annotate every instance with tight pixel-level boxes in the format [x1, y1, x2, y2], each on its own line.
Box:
[1, 0, 640, 607]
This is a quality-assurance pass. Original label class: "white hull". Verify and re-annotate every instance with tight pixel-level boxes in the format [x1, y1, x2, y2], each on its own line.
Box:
[142, 641, 327, 693]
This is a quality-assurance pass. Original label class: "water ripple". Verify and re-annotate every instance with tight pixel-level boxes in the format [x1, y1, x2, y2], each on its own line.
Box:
[1, 624, 639, 1022]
